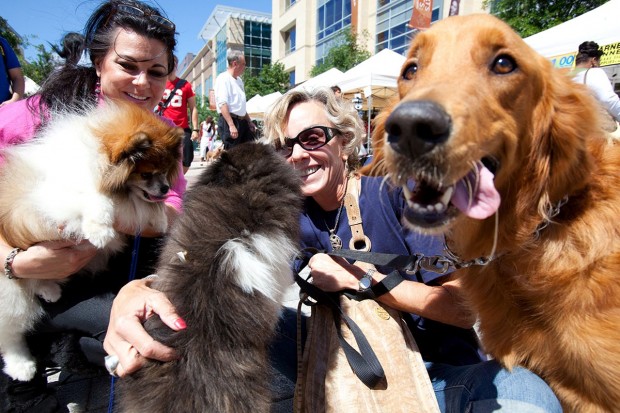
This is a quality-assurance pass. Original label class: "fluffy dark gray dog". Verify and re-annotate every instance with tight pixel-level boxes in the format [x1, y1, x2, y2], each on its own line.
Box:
[119, 142, 302, 413]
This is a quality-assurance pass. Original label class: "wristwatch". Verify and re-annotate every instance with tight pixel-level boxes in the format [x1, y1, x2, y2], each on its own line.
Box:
[358, 269, 375, 291]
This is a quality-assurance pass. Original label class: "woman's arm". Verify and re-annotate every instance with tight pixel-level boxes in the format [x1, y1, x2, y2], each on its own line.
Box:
[308, 253, 475, 329]
[589, 69, 620, 121]
[0, 239, 98, 280]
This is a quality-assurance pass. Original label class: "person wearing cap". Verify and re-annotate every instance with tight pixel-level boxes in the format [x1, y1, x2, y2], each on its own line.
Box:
[572, 41, 620, 129]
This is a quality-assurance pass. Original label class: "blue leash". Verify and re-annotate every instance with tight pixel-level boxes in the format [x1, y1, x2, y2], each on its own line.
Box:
[107, 233, 141, 413]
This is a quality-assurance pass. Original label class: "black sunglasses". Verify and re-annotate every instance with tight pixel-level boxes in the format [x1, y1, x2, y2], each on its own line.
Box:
[277, 126, 340, 157]
[116, 4, 176, 32]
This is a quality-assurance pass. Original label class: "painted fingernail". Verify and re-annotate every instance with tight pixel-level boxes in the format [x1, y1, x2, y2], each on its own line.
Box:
[174, 318, 187, 329]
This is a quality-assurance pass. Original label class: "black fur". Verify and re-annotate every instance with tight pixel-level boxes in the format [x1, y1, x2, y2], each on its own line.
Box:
[119, 143, 302, 413]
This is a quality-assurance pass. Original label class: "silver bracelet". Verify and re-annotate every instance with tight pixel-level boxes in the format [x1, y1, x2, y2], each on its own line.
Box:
[4, 248, 22, 279]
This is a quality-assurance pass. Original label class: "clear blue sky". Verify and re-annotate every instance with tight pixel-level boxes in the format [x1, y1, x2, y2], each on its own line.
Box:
[2, 0, 272, 61]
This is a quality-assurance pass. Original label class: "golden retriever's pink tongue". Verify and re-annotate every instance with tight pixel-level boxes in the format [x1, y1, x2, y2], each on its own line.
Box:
[451, 164, 501, 219]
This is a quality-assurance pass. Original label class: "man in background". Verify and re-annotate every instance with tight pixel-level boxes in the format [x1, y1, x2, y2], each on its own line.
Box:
[160, 56, 199, 174]
[0, 36, 25, 107]
[214, 49, 256, 150]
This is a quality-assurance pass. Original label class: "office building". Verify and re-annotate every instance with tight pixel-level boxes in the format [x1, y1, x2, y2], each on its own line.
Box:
[180, 6, 271, 104]
[271, 0, 487, 86]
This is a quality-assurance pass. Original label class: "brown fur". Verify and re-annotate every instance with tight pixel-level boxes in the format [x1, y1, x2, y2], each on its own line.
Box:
[0, 101, 182, 250]
[381, 14, 620, 412]
[119, 143, 302, 413]
[206, 145, 223, 162]
[0, 101, 182, 383]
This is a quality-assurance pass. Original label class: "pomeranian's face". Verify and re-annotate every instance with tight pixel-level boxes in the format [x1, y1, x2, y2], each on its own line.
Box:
[94, 101, 183, 198]
[127, 162, 173, 203]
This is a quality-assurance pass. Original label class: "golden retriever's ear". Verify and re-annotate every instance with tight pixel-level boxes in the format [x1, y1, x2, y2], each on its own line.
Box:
[527, 65, 595, 216]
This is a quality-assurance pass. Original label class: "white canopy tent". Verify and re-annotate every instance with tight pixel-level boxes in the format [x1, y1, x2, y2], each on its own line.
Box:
[245, 91, 283, 119]
[245, 94, 263, 118]
[293, 68, 345, 92]
[338, 48, 406, 108]
[524, 0, 620, 59]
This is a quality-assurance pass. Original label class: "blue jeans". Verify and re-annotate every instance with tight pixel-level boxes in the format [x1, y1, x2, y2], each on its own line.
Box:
[427, 361, 562, 413]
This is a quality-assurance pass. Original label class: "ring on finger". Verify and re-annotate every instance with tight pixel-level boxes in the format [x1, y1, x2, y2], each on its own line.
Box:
[104, 354, 120, 378]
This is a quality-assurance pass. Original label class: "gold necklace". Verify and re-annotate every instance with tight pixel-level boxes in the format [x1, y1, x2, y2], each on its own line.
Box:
[326, 177, 349, 251]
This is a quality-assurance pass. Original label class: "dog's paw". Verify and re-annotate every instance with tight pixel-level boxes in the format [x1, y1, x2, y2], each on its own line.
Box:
[82, 222, 116, 249]
[3, 357, 37, 382]
[36, 281, 62, 303]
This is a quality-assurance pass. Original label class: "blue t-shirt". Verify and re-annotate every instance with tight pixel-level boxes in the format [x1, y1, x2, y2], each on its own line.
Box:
[0, 37, 21, 104]
[300, 175, 446, 283]
[299, 175, 483, 365]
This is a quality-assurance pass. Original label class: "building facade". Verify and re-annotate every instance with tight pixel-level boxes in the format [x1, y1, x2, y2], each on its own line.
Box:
[271, 0, 487, 86]
[180, 6, 271, 104]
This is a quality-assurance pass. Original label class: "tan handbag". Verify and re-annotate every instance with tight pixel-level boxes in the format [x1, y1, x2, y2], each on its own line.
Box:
[294, 175, 440, 413]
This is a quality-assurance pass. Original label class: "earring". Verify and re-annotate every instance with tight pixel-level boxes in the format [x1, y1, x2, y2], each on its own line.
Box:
[95, 78, 101, 95]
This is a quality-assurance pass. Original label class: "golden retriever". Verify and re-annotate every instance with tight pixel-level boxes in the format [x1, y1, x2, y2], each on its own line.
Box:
[379, 14, 620, 413]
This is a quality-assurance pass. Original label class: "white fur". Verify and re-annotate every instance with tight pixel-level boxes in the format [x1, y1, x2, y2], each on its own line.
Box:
[0, 107, 168, 381]
[220, 230, 297, 304]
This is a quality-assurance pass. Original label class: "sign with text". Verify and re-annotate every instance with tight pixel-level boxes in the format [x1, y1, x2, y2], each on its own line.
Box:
[600, 42, 620, 66]
[548, 41, 620, 69]
[550, 53, 576, 69]
[209, 89, 216, 110]
[409, 0, 432, 30]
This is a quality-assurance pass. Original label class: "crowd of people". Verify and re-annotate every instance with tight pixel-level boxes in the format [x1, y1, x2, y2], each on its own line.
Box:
[0, 1, 617, 412]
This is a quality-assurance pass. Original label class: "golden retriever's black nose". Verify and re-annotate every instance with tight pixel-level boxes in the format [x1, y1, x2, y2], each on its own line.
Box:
[385, 100, 451, 156]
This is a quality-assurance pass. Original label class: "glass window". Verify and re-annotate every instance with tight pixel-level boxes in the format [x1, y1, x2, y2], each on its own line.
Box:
[243, 21, 272, 75]
[315, 0, 352, 62]
[289, 70, 295, 86]
[216, 25, 228, 75]
[287, 27, 296, 53]
[374, 0, 442, 55]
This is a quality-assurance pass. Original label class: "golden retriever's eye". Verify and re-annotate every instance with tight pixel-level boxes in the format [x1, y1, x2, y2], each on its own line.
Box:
[401, 63, 418, 80]
[141, 172, 153, 180]
[492, 55, 516, 74]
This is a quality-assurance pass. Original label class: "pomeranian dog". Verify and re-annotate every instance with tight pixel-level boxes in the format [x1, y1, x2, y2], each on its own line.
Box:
[0, 101, 182, 381]
[119, 142, 302, 413]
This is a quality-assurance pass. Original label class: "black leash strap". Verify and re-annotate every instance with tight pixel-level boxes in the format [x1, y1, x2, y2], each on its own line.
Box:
[295, 247, 455, 387]
[295, 271, 385, 388]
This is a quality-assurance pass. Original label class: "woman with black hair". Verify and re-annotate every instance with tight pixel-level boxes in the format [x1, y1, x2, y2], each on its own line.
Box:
[52, 32, 87, 67]
[572, 41, 620, 133]
[0, 2, 183, 411]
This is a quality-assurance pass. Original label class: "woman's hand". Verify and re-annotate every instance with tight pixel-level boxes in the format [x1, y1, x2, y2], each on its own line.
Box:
[308, 253, 474, 328]
[6, 240, 97, 280]
[103, 277, 186, 377]
[308, 253, 371, 292]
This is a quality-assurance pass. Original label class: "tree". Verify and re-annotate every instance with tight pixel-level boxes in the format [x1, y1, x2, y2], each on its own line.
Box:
[21, 44, 55, 85]
[195, 97, 218, 124]
[1, 16, 55, 85]
[244, 62, 290, 98]
[484, 0, 608, 37]
[310, 30, 371, 77]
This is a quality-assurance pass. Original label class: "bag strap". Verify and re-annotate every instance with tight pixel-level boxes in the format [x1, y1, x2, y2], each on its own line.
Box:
[343, 175, 371, 251]
[155, 78, 187, 115]
[295, 270, 385, 388]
